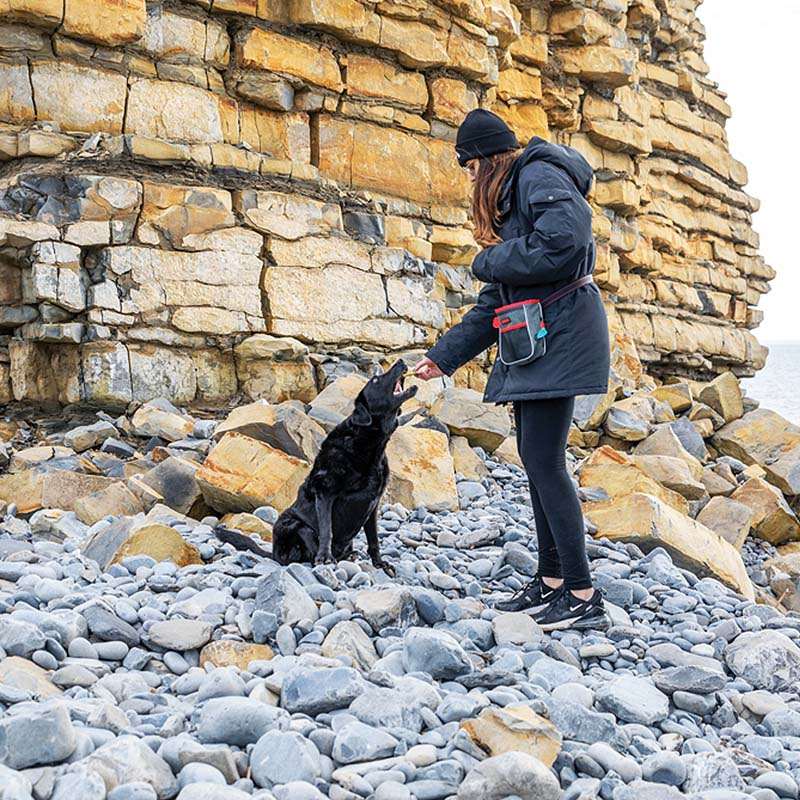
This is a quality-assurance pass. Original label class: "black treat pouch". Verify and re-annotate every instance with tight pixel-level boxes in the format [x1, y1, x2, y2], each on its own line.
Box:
[493, 299, 548, 367]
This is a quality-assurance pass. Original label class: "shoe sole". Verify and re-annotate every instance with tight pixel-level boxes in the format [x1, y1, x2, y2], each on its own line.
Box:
[494, 596, 556, 615]
[538, 612, 611, 632]
[525, 600, 554, 615]
[493, 602, 550, 615]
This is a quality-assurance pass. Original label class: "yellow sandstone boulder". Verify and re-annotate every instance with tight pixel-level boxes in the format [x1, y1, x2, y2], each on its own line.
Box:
[9, 445, 74, 472]
[689, 402, 726, 431]
[696, 496, 754, 551]
[386, 426, 457, 512]
[220, 512, 273, 541]
[200, 640, 274, 671]
[74, 482, 144, 526]
[308, 373, 368, 426]
[713, 409, 800, 496]
[431, 387, 511, 452]
[731, 477, 800, 545]
[742, 463, 768, 480]
[214, 399, 325, 461]
[651, 382, 693, 413]
[634, 425, 703, 477]
[0, 469, 122, 515]
[580, 446, 688, 514]
[492, 437, 524, 469]
[196, 432, 310, 514]
[233, 335, 318, 405]
[462, 705, 562, 767]
[450, 435, 489, 481]
[131, 402, 194, 442]
[82, 520, 202, 570]
[585, 493, 754, 600]
[214, 401, 278, 441]
[633, 454, 707, 500]
[699, 372, 743, 424]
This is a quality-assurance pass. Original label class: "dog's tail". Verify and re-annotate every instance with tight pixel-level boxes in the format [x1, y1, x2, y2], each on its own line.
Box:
[213, 525, 275, 560]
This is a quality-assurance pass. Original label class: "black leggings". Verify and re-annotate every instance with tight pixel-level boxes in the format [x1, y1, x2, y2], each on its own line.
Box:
[514, 396, 592, 591]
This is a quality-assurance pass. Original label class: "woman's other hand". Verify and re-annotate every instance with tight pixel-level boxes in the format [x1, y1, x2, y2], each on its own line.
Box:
[413, 357, 444, 380]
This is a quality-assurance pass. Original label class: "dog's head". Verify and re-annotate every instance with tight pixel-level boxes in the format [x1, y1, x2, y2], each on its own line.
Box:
[351, 359, 418, 429]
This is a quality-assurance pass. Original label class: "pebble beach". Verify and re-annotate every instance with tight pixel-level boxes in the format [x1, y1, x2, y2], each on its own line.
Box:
[2, 431, 800, 800]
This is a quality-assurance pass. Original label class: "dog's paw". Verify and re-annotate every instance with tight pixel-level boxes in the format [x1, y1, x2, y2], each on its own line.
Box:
[372, 559, 395, 577]
[314, 552, 335, 567]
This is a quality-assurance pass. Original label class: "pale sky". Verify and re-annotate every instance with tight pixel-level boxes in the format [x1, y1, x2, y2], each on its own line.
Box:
[699, 0, 799, 343]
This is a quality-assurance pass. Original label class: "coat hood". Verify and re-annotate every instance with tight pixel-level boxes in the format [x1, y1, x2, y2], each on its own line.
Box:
[514, 137, 594, 198]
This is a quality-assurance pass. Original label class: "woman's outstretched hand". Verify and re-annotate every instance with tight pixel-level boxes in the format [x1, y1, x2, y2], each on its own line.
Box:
[413, 357, 444, 381]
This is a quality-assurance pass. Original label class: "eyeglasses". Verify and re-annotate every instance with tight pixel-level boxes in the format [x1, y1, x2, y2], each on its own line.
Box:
[462, 163, 476, 177]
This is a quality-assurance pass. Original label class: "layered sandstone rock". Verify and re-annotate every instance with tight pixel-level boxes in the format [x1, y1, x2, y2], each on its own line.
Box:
[0, 0, 773, 406]
[585, 492, 754, 600]
[8, 367, 800, 608]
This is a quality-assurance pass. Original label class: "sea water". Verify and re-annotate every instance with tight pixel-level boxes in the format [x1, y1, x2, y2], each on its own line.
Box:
[742, 342, 800, 426]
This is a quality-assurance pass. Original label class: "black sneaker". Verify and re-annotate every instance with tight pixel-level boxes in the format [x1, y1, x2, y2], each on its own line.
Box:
[493, 576, 561, 615]
[534, 588, 610, 632]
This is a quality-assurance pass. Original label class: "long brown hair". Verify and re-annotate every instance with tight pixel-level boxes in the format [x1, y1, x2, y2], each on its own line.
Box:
[470, 149, 521, 247]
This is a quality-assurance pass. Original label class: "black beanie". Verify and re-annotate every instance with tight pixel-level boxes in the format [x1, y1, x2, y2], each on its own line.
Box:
[455, 109, 520, 167]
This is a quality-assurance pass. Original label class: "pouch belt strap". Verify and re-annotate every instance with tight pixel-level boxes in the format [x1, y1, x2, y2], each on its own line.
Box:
[540, 274, 594, 309]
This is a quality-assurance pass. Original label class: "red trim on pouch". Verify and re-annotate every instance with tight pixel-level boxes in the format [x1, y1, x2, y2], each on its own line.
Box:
[499, 322, 528, 333]
[494, 298, 540, 314]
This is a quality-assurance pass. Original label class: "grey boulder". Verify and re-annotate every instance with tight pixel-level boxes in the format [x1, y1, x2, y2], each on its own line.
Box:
[250, 730, 321, 788]
[195, 697, 289, 746]
[456, 752, 560, 800]
[402, 628, 472, 680]
[595, 675, 669, 725]
[725, 630, 800, 692]
[0, 703, 76, 769]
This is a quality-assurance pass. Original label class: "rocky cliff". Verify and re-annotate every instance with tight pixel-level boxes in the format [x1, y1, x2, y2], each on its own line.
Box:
[0, 0, 774, 407]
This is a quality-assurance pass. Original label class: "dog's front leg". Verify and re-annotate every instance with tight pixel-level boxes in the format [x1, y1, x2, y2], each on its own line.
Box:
[365, 506, 394, 576]
[314, 494, 336, 566]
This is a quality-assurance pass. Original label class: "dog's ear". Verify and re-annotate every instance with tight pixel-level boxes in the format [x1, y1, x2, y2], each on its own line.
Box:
[351, 398, 373, 427]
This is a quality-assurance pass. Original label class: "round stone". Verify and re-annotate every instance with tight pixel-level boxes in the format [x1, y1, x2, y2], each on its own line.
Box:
[250, 730, 322, 788]
[754, 771, 799, 799]
[177, 763, 227, 788]
[107, 783, 159, 800]
[149, 620, 212, 651]
[195, 697, 289, 747]
[458, 752, 560, 800]
[595, 675, 670, 725]
[642, 752, 687, 786]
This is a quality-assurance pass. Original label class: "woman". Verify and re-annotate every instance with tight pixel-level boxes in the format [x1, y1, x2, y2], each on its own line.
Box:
[413, 109, 610, 631]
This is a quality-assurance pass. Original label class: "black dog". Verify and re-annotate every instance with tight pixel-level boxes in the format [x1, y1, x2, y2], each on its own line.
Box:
[216, 359, 417, 573]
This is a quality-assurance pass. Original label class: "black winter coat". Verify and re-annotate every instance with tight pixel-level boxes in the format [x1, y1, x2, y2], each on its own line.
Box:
[426, 137, 610, 403]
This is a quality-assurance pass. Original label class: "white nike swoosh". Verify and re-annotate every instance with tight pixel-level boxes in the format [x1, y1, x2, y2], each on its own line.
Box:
[569, 604, 583, 612]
